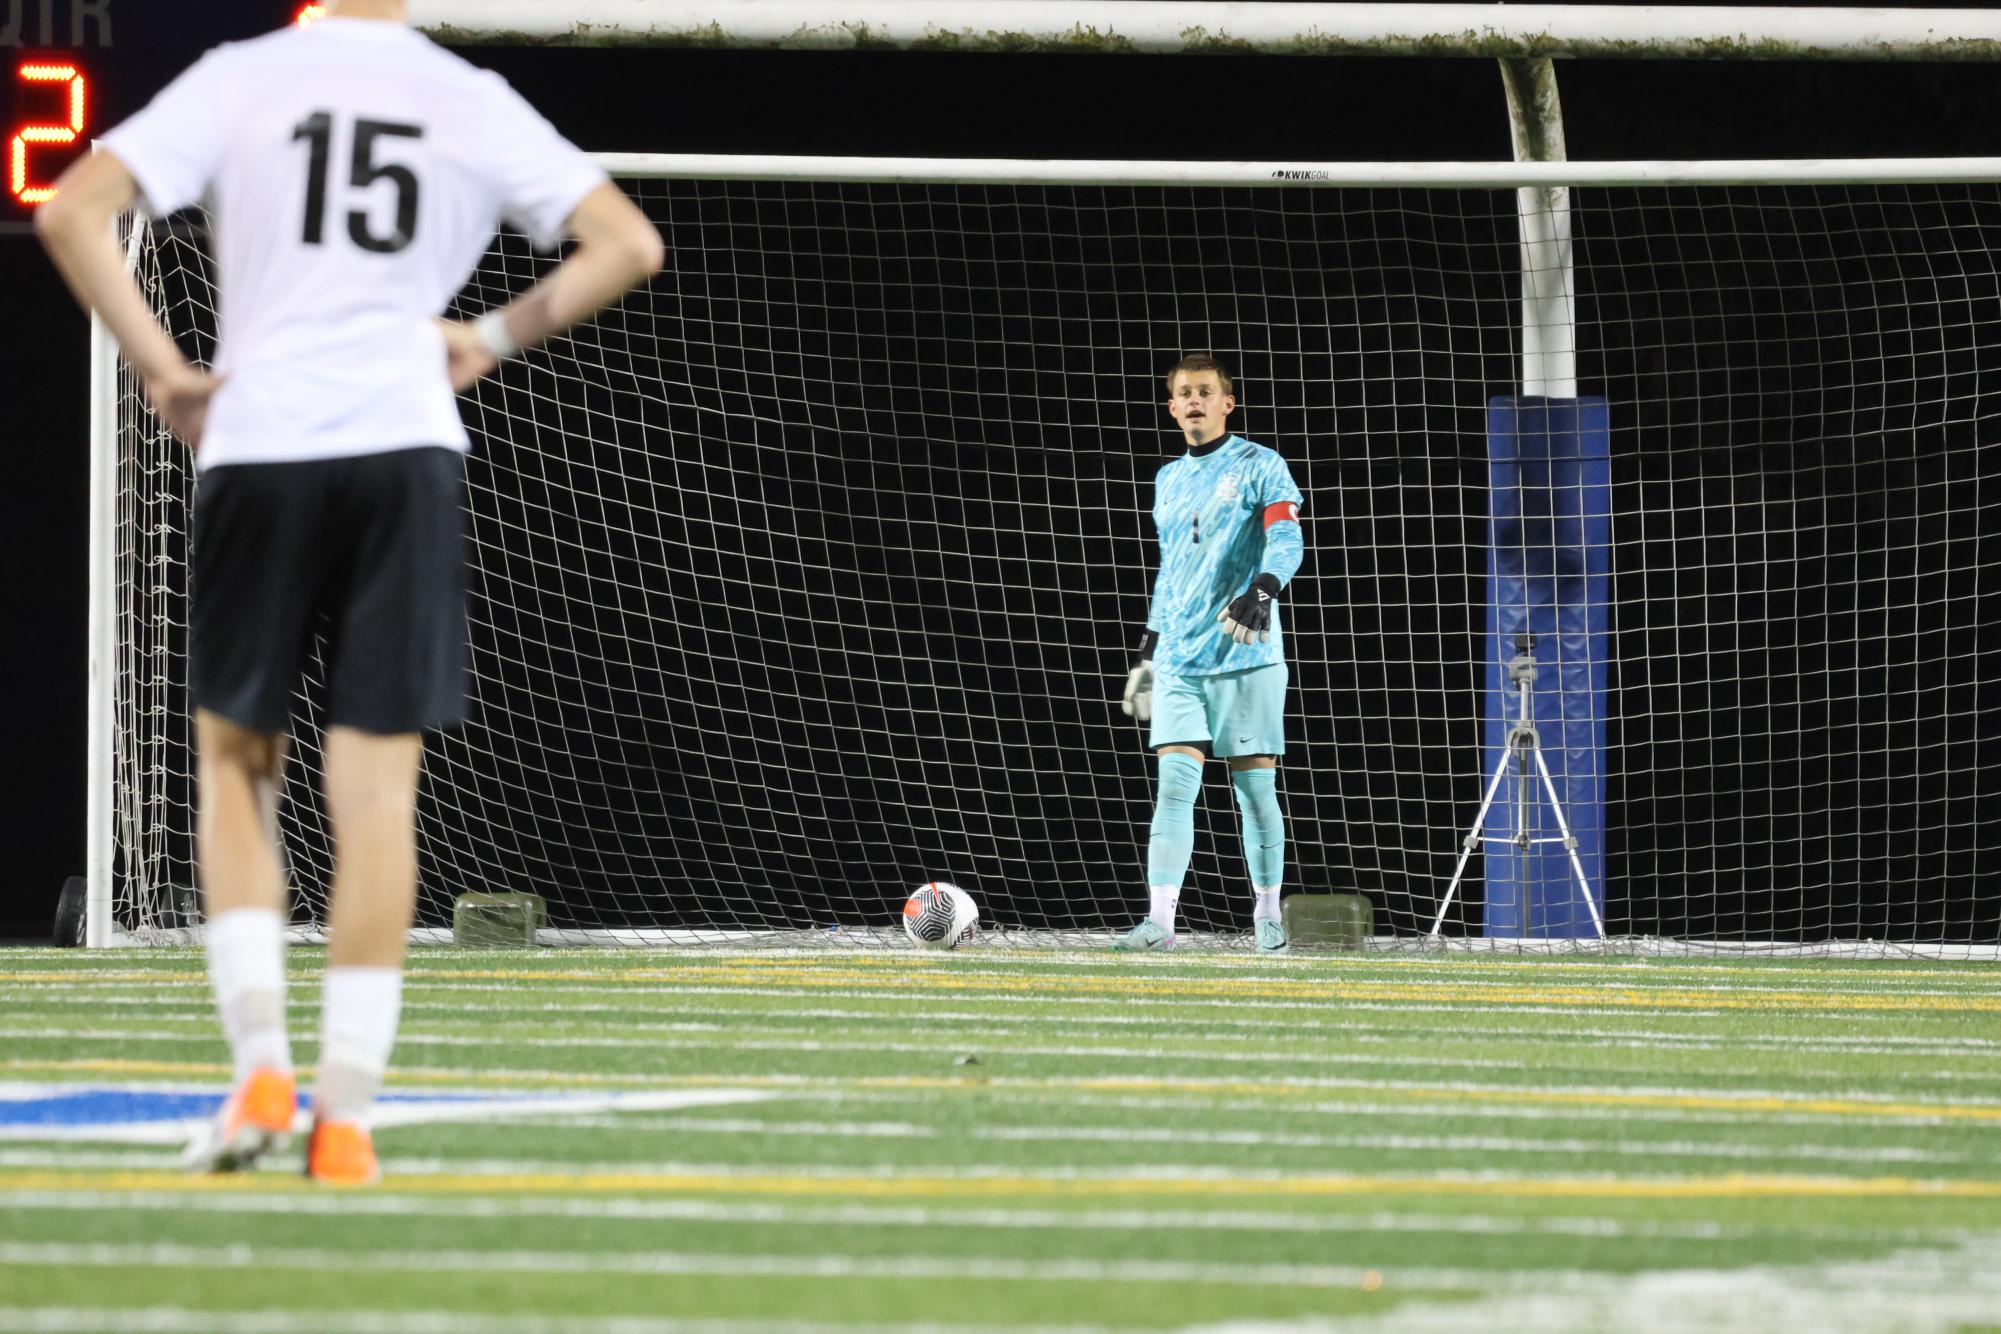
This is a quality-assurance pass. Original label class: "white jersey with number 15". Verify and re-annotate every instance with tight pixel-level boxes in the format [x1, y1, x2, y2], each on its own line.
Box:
[100, 17, 607, 470]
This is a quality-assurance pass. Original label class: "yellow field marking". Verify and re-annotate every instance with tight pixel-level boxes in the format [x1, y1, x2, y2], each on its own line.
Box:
[0, 971, 201, 985]
[0, 1059, 972, 1094]
[370, 964, 2001, 1015]
[8, 1059, 1996, 1121]
[4, 955, 1991, 989]
[1, 1058, 235, 1078]
[49, 963, 2001, 1015]
[1027, 1076, 2001, 1121]
[0, 1064, 700, 1096]
[5, 1166, 2000, 1202]
[443, 954, 1998, 990]
[1383, 1083, 2001, 1121]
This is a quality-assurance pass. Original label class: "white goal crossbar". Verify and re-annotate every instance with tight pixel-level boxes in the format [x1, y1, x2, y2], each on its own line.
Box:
[593, 154, 2001, 188]
[411, 2, 2001, 62]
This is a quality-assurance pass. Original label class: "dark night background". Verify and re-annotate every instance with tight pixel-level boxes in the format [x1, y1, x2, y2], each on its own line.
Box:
[5, 2, 2000, 942]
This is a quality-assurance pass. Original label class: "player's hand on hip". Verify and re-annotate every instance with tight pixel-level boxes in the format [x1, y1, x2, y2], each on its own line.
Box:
[1120, 631, 1158, 721]
[1219, 573, 1282, 645]
[145, 364, 223, 451]
[437, 318, 499, 391]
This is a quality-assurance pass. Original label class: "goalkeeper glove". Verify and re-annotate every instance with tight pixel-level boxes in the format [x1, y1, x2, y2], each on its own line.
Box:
[1120, 631, 1158, 721]
[1219, 573, 1283, 645]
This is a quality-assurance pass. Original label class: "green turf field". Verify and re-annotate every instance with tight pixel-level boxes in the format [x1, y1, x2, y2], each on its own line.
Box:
[3, 947, 1999, 1332]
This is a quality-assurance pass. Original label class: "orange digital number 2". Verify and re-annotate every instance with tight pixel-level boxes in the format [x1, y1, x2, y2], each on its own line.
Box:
[11, 63, 87, 206]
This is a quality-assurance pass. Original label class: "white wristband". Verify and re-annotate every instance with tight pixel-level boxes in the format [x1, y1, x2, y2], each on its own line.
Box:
[473, 308, 520, 360]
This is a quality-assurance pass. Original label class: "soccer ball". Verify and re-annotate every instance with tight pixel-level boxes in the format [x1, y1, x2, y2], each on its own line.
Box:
[901, 881, 978, 950]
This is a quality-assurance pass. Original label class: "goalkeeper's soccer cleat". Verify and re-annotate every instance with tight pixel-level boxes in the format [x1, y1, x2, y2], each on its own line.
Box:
[1112, 918, 1178, 952]
[1255, 918, 1291, 955]
[182, 1067, 296, 1173]
[306, 1118, 380, 1186]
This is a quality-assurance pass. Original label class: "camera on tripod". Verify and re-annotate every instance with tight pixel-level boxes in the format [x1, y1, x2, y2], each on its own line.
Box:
[1428, 629, 1605, 939]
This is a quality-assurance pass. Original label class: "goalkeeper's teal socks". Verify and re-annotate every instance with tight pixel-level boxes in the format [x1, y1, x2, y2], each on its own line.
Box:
[1231, 767, 1286, 913]
[1146, 758, 1285, 935]
[1146, 752, 1205, 925]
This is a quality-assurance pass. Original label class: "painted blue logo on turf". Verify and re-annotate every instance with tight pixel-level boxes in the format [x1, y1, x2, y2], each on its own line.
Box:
[0, 1083, 773, 1143]
[2, 1088, 248, 1128]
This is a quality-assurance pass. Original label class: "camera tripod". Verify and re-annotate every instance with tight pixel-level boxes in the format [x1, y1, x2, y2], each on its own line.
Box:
[1429, 634, 1604, 939]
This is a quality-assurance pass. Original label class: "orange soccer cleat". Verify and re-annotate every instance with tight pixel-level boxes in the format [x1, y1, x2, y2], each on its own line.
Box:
[305, 1117, 381, 1185]
[182, 1067, 296, 1173]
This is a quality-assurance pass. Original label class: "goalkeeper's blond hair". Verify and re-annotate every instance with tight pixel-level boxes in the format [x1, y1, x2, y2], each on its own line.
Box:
[1166, 353, 1233, 395]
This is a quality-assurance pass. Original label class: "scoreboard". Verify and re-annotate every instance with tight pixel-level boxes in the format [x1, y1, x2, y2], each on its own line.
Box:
[3, 0, 320, 224]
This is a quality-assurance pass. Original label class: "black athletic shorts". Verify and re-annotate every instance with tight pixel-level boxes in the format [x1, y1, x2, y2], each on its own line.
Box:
[191, 445, 470, 736]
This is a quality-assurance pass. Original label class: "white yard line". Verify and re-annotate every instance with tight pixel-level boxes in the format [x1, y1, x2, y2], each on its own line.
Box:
[9, 1021, 2000, 1091]
[404, 976, 1987, 1006]
[28, 995, 2001, 1056]
[437, 958, 1993, 989]
[22, 983, 2001, 1048]
[396, 1065, 2001, 1117]
[0, 1027, 1520, 1073]
[961, 1086, 1990, 1131]
[0, 1088, 1795, 1163]
[560, 1115, 928, 1137]
[1317, 1235, 2001, 1334]
[0, 1309, 1066, 1334]
[24, 949, 1970, 977]
[418, 970, 2001, 1001]
[0, 1148, 180, 1169]
[5, 1065, 1993, 1129]
[9, 1034, 1998, 1110]
[7, 1237, 2001, 1325]
[0, 1089, 778, 1145]
[378, 976, 2001, 1008]
[4, 1190, 1985, 1248]
[422, 1011, 2001, 1057]
[501, 1114, 1962, 1165]
[27, 978, 1997, 1024]
[0, 1239, 1477, 1290]
[15, 957, 1995, 998]
[23, 1150, 1970, 1191]
[967, 1124, 1958, 1165]
[130, 998, 2001, 1059]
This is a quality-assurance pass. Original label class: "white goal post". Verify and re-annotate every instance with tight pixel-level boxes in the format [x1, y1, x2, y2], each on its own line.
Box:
[96, 149, 2001, 957]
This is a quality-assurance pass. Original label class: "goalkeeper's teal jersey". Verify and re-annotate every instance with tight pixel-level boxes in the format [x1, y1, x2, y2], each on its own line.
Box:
[1145, 434, 1306, 676]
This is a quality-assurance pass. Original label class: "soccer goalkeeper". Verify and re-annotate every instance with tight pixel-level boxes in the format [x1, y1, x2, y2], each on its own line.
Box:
[1115, 354, 1305, 953]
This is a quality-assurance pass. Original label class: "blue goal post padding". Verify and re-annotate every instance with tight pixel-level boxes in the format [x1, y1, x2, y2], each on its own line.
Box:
[1483, 396, 1611, 937]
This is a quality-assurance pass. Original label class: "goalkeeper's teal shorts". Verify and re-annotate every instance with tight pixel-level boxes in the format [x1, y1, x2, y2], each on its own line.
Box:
[1148, 663, 1288, 758]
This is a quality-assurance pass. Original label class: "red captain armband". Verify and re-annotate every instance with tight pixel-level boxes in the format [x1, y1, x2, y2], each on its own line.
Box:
[1263, 501, 1301, 528]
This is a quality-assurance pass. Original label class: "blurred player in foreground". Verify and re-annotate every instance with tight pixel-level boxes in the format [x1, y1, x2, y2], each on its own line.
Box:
[1116, 355, 1306, 954]
[37, 0, 663, 1182]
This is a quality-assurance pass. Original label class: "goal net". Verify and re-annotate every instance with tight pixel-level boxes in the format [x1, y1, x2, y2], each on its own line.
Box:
[104, 157, 2001, 955]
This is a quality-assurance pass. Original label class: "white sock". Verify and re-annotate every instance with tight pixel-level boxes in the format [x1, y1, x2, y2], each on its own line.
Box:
[204, 908, 291, 1082]
[315, 966, 403, 1126]
[1148, 886, 1180, 934]
[1253, 886, 1282, 922]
